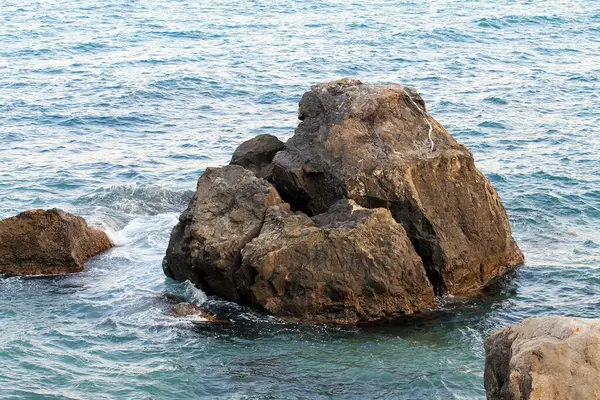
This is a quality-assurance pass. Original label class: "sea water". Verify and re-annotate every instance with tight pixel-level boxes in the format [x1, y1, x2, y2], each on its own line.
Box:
[1, 1, 599, 398]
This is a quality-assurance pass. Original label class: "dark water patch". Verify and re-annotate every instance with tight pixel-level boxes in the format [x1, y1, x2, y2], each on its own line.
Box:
[483, 96, 508, 105]
[476, 15, 566, 29]
[420, 27, 476, 43]
[529, 170, 581, 185]
[70, 42, 113, 53]
[437, 100, 473, 113]
[486, 172, 507, 185]
[5, 48, 54, 57]
[169, 153, 211, 161]
[478, 121, 508, 129]
[55, 114, 160, 127]
[150, 30, 225, 40]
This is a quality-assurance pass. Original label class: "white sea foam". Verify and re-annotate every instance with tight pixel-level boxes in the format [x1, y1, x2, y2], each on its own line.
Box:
[98, 213, 179, 262]
[183, 280, 208, 305]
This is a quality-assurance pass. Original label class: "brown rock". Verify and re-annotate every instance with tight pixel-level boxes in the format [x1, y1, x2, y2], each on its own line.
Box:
[163, 165, 284, 302]
[484, 317, 600, 400]
[171, 302, 229, 323]
[271, 79, 523, 295]
[0, 209, 113, 275]
[230, 134, 285, 180]
[235, 199, 435, 323]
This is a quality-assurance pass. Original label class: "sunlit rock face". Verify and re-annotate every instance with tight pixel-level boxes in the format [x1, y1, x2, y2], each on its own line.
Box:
[236, 200, 436, 323]
[271, 79, 523, 296]
[485, 317, 600, 400]
[164, 80, 524, 323]
[0, 209, 113, 275]
[163, 165, 284, 303]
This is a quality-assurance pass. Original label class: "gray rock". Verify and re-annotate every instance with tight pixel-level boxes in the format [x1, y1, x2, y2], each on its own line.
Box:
[271, 79, 523, 295]
[235, 199, 435, 323]
[230, 134, 285, 180]
[0, 209, 113, 275]
[484, 317, 600, 400]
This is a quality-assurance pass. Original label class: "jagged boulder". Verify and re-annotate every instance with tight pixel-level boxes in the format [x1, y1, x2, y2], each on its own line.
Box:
[163, 165, 284, 302]
[163, 167, 436, 323]
[230, 134, 285, 180]
[0, 209, 113, 275]
[271, 79, 523, 295]
[235, 199, 435, 323]
[484, 317, 600, 400]
[164, 80, 524, 323]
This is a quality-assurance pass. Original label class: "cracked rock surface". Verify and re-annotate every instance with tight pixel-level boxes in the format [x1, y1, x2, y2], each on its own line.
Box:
[163, 165, 284, 303]
[236, 199, 435, 323]
[163, 80, 524, 323]
[484, 317, 600, 400]
[271, 79, 523, 295]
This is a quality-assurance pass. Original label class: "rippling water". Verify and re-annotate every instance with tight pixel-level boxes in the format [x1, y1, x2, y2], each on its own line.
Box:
[1, 1, 599, 398]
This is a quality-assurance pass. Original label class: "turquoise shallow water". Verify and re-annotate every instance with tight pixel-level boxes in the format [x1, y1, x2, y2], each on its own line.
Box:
[1, 0, 600, 398]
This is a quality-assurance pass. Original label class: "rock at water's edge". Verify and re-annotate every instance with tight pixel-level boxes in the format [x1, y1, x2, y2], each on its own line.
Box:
[271, 79, 523, 295]
[163, 165, 284, 302]
[0, 209, 113, 275]
[230, 134, 285, 180]
[164, 80, 525, 323]
[484, 317, 600, 400]
[171, 302, 229, 323]
[236, 199, 435, 323]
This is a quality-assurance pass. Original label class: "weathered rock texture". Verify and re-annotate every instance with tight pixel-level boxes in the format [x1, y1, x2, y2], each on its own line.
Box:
[164, 79, 524, 323]
[484, 317, 600, 400]
[163, 165, 284, 302]
[230, 134, 285, 180]
[235, 200, 435, 323]
[271, 79, 523, 295]
[0, 209, 113, 275]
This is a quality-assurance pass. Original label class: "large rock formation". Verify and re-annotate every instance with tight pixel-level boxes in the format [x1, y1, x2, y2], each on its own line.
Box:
[0, 209, 113, 275]
[230, 134, 285, 180]
[162, 166, 436, 323]
[271, 79, 523, 295]
[163, 165, 284, 302]
[236, 200, 435, 323]
[484, 317, 600, 400]
[164, 79, 524, 323]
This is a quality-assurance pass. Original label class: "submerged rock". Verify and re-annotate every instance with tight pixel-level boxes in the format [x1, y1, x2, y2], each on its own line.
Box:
[271, 79, 523, 295]
[171, 302, 229, 323]
[0, 209, 113, 275]
[230, 134, 285, 180]
[484, 317, 600, 400]
[161, 294, 228, 323]
[236, 199, 435, 323]
[163, 165, 284, 302]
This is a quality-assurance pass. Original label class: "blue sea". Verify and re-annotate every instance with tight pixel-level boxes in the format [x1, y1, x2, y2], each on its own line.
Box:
[1, 1, 599, 399]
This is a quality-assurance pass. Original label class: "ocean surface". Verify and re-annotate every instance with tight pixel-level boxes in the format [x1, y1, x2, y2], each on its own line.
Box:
[1, 0, 599, 398]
